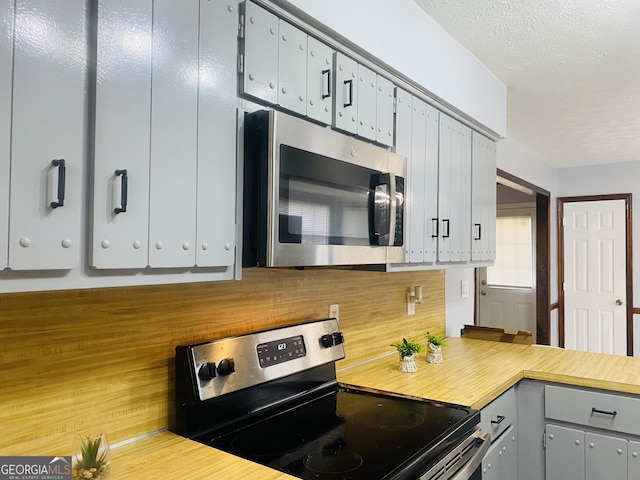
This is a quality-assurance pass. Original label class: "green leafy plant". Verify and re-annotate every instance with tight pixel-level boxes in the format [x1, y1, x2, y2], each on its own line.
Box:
[77, 434, 108, 470]
[425, 331, 447, 347]
[391, 337, 425, 358]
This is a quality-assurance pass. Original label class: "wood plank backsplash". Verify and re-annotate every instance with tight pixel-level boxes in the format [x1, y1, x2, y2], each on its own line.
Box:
[0, 268, 444, 455]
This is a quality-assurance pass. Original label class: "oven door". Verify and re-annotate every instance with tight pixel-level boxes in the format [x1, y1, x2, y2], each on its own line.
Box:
[244, 109, 405, 268]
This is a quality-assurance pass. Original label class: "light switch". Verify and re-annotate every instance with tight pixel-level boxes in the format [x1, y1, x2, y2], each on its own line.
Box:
[461, 280, 470, 298]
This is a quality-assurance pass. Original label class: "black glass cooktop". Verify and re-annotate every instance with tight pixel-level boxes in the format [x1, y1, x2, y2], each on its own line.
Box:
[195, 387, 478, 480]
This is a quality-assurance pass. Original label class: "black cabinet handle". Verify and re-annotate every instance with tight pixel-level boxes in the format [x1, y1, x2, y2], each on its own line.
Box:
[114, 169, 128, 214]
[431, 218, 439, 238]
[491, 415, 505, 425]
[442, 219, 450, 238]
[474, 223, 482, 241]
[322, 69, 331, 99]
[343, 79, 353, 107]
[50, 159, 66, 209]
[592, 407, 617, 417]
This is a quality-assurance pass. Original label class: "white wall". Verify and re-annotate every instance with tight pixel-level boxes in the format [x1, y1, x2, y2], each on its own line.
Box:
[286, 0, 507, 137]
[558, 160, 640, 356]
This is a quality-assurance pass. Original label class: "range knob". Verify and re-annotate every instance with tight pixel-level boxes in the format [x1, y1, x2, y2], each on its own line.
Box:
[217, 358, 235, 376]
[198, 362, 217, 381]
[321, 334, 334, 348]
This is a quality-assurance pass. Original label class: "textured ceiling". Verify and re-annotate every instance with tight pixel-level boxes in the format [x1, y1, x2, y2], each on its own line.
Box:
[413, 0, 640, 168]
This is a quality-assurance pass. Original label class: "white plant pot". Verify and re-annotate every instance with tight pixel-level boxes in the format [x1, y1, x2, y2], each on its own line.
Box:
[399, 353, 418, 373]
[427, 343, 443, 364]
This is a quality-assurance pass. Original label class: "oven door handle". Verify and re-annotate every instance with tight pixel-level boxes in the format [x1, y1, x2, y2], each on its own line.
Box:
[449, 430, 491, 480]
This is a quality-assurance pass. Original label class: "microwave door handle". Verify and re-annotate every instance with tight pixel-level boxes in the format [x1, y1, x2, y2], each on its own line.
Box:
[388, 173, 397, 247]
[373, 183, 390, 241]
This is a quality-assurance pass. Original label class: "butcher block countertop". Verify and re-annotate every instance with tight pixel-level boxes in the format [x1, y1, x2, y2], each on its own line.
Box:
[110, 338, 640, 479]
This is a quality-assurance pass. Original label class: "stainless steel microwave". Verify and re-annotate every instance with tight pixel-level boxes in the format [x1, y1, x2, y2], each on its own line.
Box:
[243, 110, 406, 267]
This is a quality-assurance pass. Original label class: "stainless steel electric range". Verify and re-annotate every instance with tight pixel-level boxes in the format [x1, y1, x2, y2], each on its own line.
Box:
[174, 319, 489, 480]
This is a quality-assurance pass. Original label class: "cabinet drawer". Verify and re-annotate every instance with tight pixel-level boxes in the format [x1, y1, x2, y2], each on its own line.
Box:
[545, 385, 640, 436]
[480, 387, 517, 442]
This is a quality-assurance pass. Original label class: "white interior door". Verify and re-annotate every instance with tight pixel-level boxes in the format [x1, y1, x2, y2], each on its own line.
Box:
[563, 199, 627, 355]
[477, 206, 537, 338]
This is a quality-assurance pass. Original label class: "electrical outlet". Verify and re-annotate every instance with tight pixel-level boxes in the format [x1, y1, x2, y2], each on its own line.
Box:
[461, 280, 470, 298]
[407, 293, 416, 316]
[329, 304, 339, 322]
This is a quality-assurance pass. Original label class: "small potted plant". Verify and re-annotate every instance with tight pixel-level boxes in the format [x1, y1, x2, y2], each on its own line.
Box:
[72, 432, 111, 480]
[425, 332, 447, 364]
[391, 337, 425, 372]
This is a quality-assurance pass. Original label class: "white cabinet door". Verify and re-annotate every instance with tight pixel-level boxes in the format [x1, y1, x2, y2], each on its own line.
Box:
[196, 0, 237, 267]
[278, 20, 306, 115]
[482, 425, 517, 480]
[471, 132, 497, 262]
[242, 1, 278, 105]
[450, 120, 472, 262]
[375, 75, 394, 147]
[356, 63, 376, 141]
[546, 424, 585, 480]
[306, 36, 333, 125]
[585, 432, 627, 480]
[91, 0, 152, 269]
[148, 0, 199, 267]
[0, 0, 13, 269]
[8, 0, 85, 270]
[629, 441, 640, 480]
[333, 52, 357, 134]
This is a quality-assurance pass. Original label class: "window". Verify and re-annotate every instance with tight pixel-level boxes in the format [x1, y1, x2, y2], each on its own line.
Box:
[487, 215, 533, 288]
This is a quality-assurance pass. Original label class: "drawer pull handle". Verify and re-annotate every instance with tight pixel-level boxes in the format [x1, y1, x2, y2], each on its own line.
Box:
[591, 407, 617, 417]
[491, 415, 505, 425]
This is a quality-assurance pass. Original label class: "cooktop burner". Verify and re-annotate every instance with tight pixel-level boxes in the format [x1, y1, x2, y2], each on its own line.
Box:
[196, 387, 475, 480]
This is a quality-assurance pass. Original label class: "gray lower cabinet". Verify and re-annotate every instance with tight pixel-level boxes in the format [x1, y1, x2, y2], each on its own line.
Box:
[480, 387, 518, 480]
[546, 426, 629, 480]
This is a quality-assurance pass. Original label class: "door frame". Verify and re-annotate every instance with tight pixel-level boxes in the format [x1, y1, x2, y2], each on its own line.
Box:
[557, 194, 633, 355]
[476, 169, 551, 344]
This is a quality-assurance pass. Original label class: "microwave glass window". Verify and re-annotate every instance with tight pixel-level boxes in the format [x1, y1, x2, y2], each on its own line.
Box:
[279, 146, 375, 246]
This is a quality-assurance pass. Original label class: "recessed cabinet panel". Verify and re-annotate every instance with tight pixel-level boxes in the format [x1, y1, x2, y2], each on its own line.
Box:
[356, 64, 377, 141]
[333, 52, 358, 134]
[242, 1, 278, 105]
[306, 36, 333, 125]
[0, 0, 13, 269]
[196, 0, 237, 267]
[545, 424, 585, 480]
[8, 0, 85, 270]
[148, 0, 199, 268]
[454, 121, 472, 262]
[375, 75, 394, 147]
[91, 0, 152, 269]
[277, 20, 306, 115]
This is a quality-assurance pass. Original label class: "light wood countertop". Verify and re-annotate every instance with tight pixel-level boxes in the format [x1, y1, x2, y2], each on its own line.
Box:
[111, 338, 640, 478]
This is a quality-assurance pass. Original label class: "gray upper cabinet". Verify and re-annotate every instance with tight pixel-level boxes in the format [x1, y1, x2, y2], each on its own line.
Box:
[0, 0, 12, 270]
[376, 75, 395, 146]
[471, 132, 497, 262]
[438, 113, 471, 263]
[92, 0, 237, 270]
[306, 36, 334, 125]
[6, 0, 85, 270]
[241, 1, 279, 105]
[356, 63, 377, 141]
[333, 51, 358, 134]
[277, 19, 307, 115]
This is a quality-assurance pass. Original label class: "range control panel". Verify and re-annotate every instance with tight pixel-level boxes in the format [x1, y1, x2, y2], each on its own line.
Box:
[179, 318, 345, 402]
